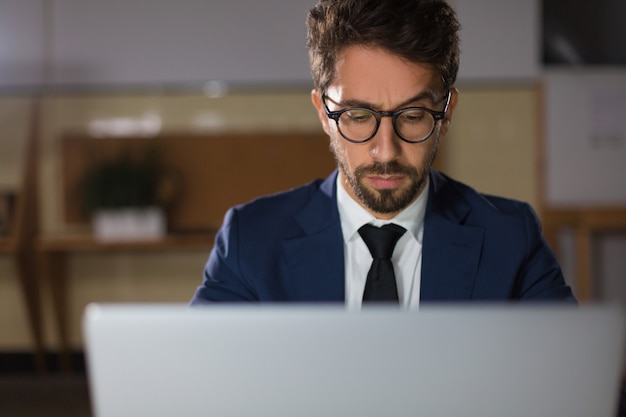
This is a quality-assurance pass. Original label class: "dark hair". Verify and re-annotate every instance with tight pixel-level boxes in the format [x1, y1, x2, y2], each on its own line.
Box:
[306, 0, 460, 93]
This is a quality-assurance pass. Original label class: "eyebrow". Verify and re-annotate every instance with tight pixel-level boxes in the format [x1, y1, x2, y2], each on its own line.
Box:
[334, 89, 443, 110]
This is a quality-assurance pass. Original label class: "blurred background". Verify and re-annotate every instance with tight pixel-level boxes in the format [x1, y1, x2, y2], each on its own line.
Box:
[0, 0, 624, 414]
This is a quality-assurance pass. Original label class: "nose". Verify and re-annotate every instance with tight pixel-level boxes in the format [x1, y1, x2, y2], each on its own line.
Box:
[369, 117, 401, 162]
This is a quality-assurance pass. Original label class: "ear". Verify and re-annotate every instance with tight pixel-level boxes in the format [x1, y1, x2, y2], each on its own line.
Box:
[311, 89, 331, 136]
[439, 87, 459, 138]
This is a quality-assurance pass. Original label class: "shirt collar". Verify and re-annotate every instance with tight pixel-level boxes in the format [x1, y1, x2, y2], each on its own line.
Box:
[336, 173, 429, 244]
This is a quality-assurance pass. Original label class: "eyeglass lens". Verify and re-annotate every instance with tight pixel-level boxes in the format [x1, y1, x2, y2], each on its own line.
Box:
[337, 108, 435, 142]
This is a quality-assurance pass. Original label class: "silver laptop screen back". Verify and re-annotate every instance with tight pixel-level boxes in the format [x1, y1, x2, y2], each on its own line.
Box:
[83, 304, 625, 417]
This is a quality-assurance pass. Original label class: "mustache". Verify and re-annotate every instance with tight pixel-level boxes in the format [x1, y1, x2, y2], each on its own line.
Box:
[354, 161, 416, 177]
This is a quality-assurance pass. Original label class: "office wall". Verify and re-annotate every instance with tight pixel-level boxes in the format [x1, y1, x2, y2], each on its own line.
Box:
[543, 68, 626, 206]
[1, 0, 539, 89]
[0, 0, 45, 87]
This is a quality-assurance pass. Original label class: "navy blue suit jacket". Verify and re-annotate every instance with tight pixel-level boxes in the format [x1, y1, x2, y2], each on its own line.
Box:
[191, 169, 575, 303]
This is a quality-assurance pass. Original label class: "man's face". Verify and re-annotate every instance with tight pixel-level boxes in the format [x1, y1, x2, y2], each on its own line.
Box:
[312, 45, 458, 219]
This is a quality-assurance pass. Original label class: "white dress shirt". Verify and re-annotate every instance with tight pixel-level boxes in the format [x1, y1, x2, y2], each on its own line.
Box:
[336, 174, 428, 310]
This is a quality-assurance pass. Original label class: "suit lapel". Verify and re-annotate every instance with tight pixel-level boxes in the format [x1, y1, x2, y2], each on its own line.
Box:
[278, 170, 485, 302]
[420, 171, 485, 301]
[281, 172, 345, 302]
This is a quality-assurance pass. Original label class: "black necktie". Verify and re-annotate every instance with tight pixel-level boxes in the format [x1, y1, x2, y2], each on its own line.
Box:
[358, 223, 406, 303]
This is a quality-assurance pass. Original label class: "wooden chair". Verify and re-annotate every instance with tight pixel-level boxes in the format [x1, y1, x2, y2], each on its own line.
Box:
[0, 97, 46, 372]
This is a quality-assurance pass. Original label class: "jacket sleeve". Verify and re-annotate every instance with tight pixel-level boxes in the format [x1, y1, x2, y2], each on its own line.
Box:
[514, 205, 577, 302]
[190, 208, 258, 304]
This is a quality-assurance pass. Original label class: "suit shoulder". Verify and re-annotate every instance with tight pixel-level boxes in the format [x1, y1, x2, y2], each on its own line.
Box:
[434, 171, 535, 219]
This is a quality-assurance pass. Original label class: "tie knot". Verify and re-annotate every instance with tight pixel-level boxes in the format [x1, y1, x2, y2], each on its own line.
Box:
[358, 223, 406, 260]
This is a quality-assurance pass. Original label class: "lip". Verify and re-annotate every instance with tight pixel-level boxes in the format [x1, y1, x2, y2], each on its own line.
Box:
[366, 175, 406, 189]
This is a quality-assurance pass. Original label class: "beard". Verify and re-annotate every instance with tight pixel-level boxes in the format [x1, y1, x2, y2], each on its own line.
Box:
[332, 136, 439, 215]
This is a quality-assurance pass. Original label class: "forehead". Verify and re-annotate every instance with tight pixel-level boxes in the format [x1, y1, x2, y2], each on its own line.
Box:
[327, 45, 442, 105]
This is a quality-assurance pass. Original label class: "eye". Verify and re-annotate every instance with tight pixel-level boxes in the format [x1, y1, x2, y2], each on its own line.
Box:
[343, 109, 375, 123]
[398, 109, 427, 124]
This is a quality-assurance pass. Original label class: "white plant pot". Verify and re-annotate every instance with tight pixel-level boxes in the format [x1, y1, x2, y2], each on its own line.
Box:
[93, 207, 166, 242]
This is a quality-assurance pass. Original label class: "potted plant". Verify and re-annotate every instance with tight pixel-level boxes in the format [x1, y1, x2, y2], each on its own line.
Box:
[78, 145, 174, 241]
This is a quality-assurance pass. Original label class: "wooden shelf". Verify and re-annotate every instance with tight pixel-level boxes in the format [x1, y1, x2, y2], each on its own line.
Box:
[61, 131, 335, 232]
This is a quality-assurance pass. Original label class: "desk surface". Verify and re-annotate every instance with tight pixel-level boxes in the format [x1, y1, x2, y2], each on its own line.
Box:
[35, 231, 217, 372]
[37, 233, 216, 253]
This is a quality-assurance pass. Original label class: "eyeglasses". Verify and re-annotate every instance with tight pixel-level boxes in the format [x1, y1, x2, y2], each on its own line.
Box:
[322, 91, 450, 144]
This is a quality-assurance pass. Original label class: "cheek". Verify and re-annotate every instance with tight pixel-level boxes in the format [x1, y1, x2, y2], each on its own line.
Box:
[329, 134, 346, 163]
[330, 135, 361, 170]
[402, 141, 435, 166]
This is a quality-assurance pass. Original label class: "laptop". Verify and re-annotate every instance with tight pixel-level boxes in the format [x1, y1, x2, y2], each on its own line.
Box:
[83, 303, 625, 417]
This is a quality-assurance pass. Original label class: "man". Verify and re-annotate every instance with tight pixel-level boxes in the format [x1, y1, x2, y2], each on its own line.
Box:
[191, 0, 575, 307]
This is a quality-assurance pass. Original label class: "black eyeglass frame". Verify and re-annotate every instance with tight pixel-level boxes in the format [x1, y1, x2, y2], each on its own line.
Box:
[322, 91, 451, 144]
